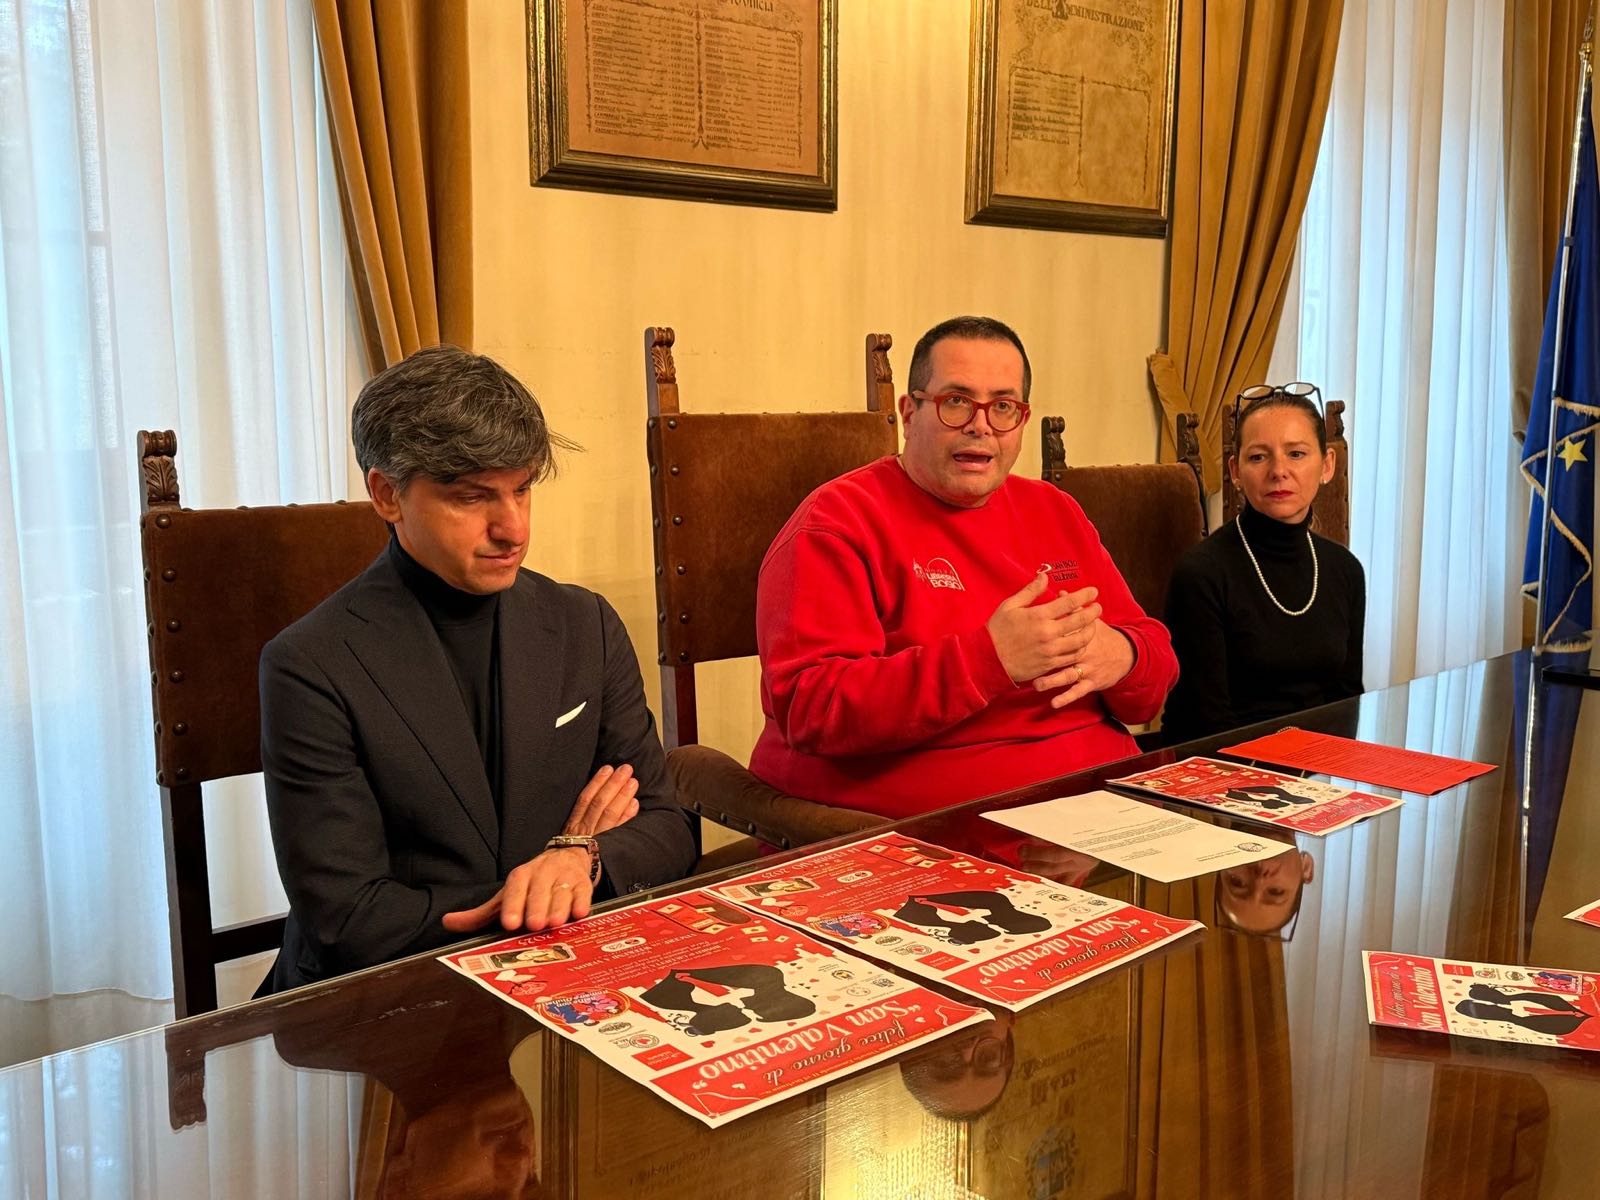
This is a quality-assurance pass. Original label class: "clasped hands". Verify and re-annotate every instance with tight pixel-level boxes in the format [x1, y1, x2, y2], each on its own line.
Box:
[441, 762, 641, 936]
[986, 573, 1134, 708]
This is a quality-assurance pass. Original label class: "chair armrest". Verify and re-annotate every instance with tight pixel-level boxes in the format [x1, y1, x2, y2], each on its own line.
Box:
[667, 744, 884, 850]
[692, 837, 764, 874]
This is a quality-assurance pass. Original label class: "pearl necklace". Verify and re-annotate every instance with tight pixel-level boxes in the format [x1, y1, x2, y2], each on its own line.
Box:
[1236, 518, 1318, 616]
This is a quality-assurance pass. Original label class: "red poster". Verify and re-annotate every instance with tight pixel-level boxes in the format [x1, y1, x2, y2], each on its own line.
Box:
[438, 889, 987, 1127]
[1363, 951, 1600, 1052]
[1565, 900, 1600, 929]
[1112, 756, 1402, 835]
[712, 832, 1201, 1010]
[1221, 728, 1495, 795]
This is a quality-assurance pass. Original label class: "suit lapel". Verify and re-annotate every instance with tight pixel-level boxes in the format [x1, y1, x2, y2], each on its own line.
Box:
[497, 573, 565, 870]
[344, 557, 499, 856]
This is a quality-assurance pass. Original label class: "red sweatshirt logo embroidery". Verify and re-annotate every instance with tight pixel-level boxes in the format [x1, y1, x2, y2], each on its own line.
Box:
[1039, 559, 1081, 586]
[913, 557, 966, 591]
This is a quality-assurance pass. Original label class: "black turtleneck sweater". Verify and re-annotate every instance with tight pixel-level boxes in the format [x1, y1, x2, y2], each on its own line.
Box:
[389, 537, 503, 811]
[1160, 504, 1365, 742]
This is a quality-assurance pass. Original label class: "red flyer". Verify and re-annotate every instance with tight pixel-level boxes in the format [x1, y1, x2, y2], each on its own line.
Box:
[1565, 900, 1600, 929]
[1221, 728, 1495, 794]
[1111, 756, 1402, 835]
[711, 832, 1202, 1011]
[438, 889, 987, 1128]
[1363, 951, 1600, 1052]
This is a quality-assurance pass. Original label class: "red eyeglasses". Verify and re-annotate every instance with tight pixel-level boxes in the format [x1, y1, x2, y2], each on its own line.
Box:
[911, 390, 1031, 432]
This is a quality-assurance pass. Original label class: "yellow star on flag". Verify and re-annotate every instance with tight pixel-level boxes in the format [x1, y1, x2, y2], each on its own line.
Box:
[1557, 436, 1588, 469]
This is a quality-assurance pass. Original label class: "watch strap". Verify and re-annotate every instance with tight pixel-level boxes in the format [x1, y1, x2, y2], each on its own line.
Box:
[545, 835, 602, 886]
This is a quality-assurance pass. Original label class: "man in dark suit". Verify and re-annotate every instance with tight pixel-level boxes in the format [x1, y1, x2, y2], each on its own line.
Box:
[259, 345, 698, 993]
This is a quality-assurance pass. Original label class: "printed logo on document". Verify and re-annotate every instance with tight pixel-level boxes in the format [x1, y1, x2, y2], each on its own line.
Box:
[914, 557, 966, 591]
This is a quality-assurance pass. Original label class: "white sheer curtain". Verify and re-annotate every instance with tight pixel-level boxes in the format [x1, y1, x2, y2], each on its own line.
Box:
[0, 0, 366, 1064]
[1274, 0, 1522, 690]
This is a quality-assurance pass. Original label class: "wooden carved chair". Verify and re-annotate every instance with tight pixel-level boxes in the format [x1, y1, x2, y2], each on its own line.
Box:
[1222, 399, 1350, 545]
[138, 431, 391, 1016]
[1039, 414, 1208, 618]
[644, 328, 897, 849]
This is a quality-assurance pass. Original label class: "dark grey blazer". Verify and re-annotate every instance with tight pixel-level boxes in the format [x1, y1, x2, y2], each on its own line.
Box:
[258, 549, 697, 993]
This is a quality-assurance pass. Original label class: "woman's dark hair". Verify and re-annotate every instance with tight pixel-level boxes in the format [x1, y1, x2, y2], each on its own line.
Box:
[1236, 390, 1327, 453]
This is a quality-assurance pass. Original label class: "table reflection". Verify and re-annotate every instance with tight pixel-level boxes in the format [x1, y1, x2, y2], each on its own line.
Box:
[3, 652, 1598, 1198]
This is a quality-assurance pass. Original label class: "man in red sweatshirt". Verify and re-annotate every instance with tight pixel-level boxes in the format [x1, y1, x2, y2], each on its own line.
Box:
[749, 316, 1179, 818]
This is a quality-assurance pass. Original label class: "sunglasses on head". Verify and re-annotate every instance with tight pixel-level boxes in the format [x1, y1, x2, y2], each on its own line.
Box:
[1233, 381, 1325, 427]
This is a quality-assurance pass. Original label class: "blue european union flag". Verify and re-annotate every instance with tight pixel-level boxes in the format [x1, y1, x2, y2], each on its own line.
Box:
[1521, 105, 1597, 652]
[1518, 98, 1596, 931]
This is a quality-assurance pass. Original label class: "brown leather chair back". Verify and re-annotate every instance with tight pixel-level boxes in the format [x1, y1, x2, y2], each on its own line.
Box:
[1040, 415, 1207, 618]
[645, 328, 900, 745]
[138, 430, 389, 1015]
[641, 328, 895, 848]
[1222, 399, 1350, 545]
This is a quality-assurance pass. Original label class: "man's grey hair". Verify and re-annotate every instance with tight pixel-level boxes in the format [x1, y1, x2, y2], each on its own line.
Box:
[352, 344, 578, 490]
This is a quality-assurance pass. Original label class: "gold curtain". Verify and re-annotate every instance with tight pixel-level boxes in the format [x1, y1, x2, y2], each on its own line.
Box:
[312, 0, 474, 368]
[1148, 0, 1345, 493]
[1505, 0, 1593, 438]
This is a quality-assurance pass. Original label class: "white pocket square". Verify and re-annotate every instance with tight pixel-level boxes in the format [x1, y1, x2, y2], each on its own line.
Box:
[554, 701, 587, 728]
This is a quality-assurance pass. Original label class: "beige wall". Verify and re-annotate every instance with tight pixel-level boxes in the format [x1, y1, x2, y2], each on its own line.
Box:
[468, 0, 1167, 761]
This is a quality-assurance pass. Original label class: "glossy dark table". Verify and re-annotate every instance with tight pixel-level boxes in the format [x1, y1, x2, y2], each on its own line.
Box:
[4, 652, 1597, 1198]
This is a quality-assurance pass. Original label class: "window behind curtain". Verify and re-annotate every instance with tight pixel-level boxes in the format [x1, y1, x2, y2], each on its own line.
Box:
[0, 0, 367, 1063]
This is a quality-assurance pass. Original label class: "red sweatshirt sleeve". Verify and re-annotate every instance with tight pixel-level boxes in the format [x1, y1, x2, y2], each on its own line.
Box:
[1062, 499, 1180, 725]
[757, 527, 1016, 757]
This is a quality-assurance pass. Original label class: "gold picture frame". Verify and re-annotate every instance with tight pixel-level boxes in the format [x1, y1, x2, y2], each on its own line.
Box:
[966, 0, 1178, 236]
[527, 0, 838, 211]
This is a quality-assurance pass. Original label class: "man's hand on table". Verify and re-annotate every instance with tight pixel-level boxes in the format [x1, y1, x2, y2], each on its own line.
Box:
[441, 763, 642, 935]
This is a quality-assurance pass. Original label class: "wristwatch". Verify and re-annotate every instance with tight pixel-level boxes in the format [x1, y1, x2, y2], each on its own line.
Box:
[545, 834, 603, 886]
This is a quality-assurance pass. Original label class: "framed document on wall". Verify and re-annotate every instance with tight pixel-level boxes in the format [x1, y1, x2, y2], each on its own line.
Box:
[527, 0, 837, 210]
[966, 0, 1177, 236]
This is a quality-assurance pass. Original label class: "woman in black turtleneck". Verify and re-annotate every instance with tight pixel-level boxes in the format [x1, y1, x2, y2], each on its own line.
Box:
[1160, 390, 1365, 742]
